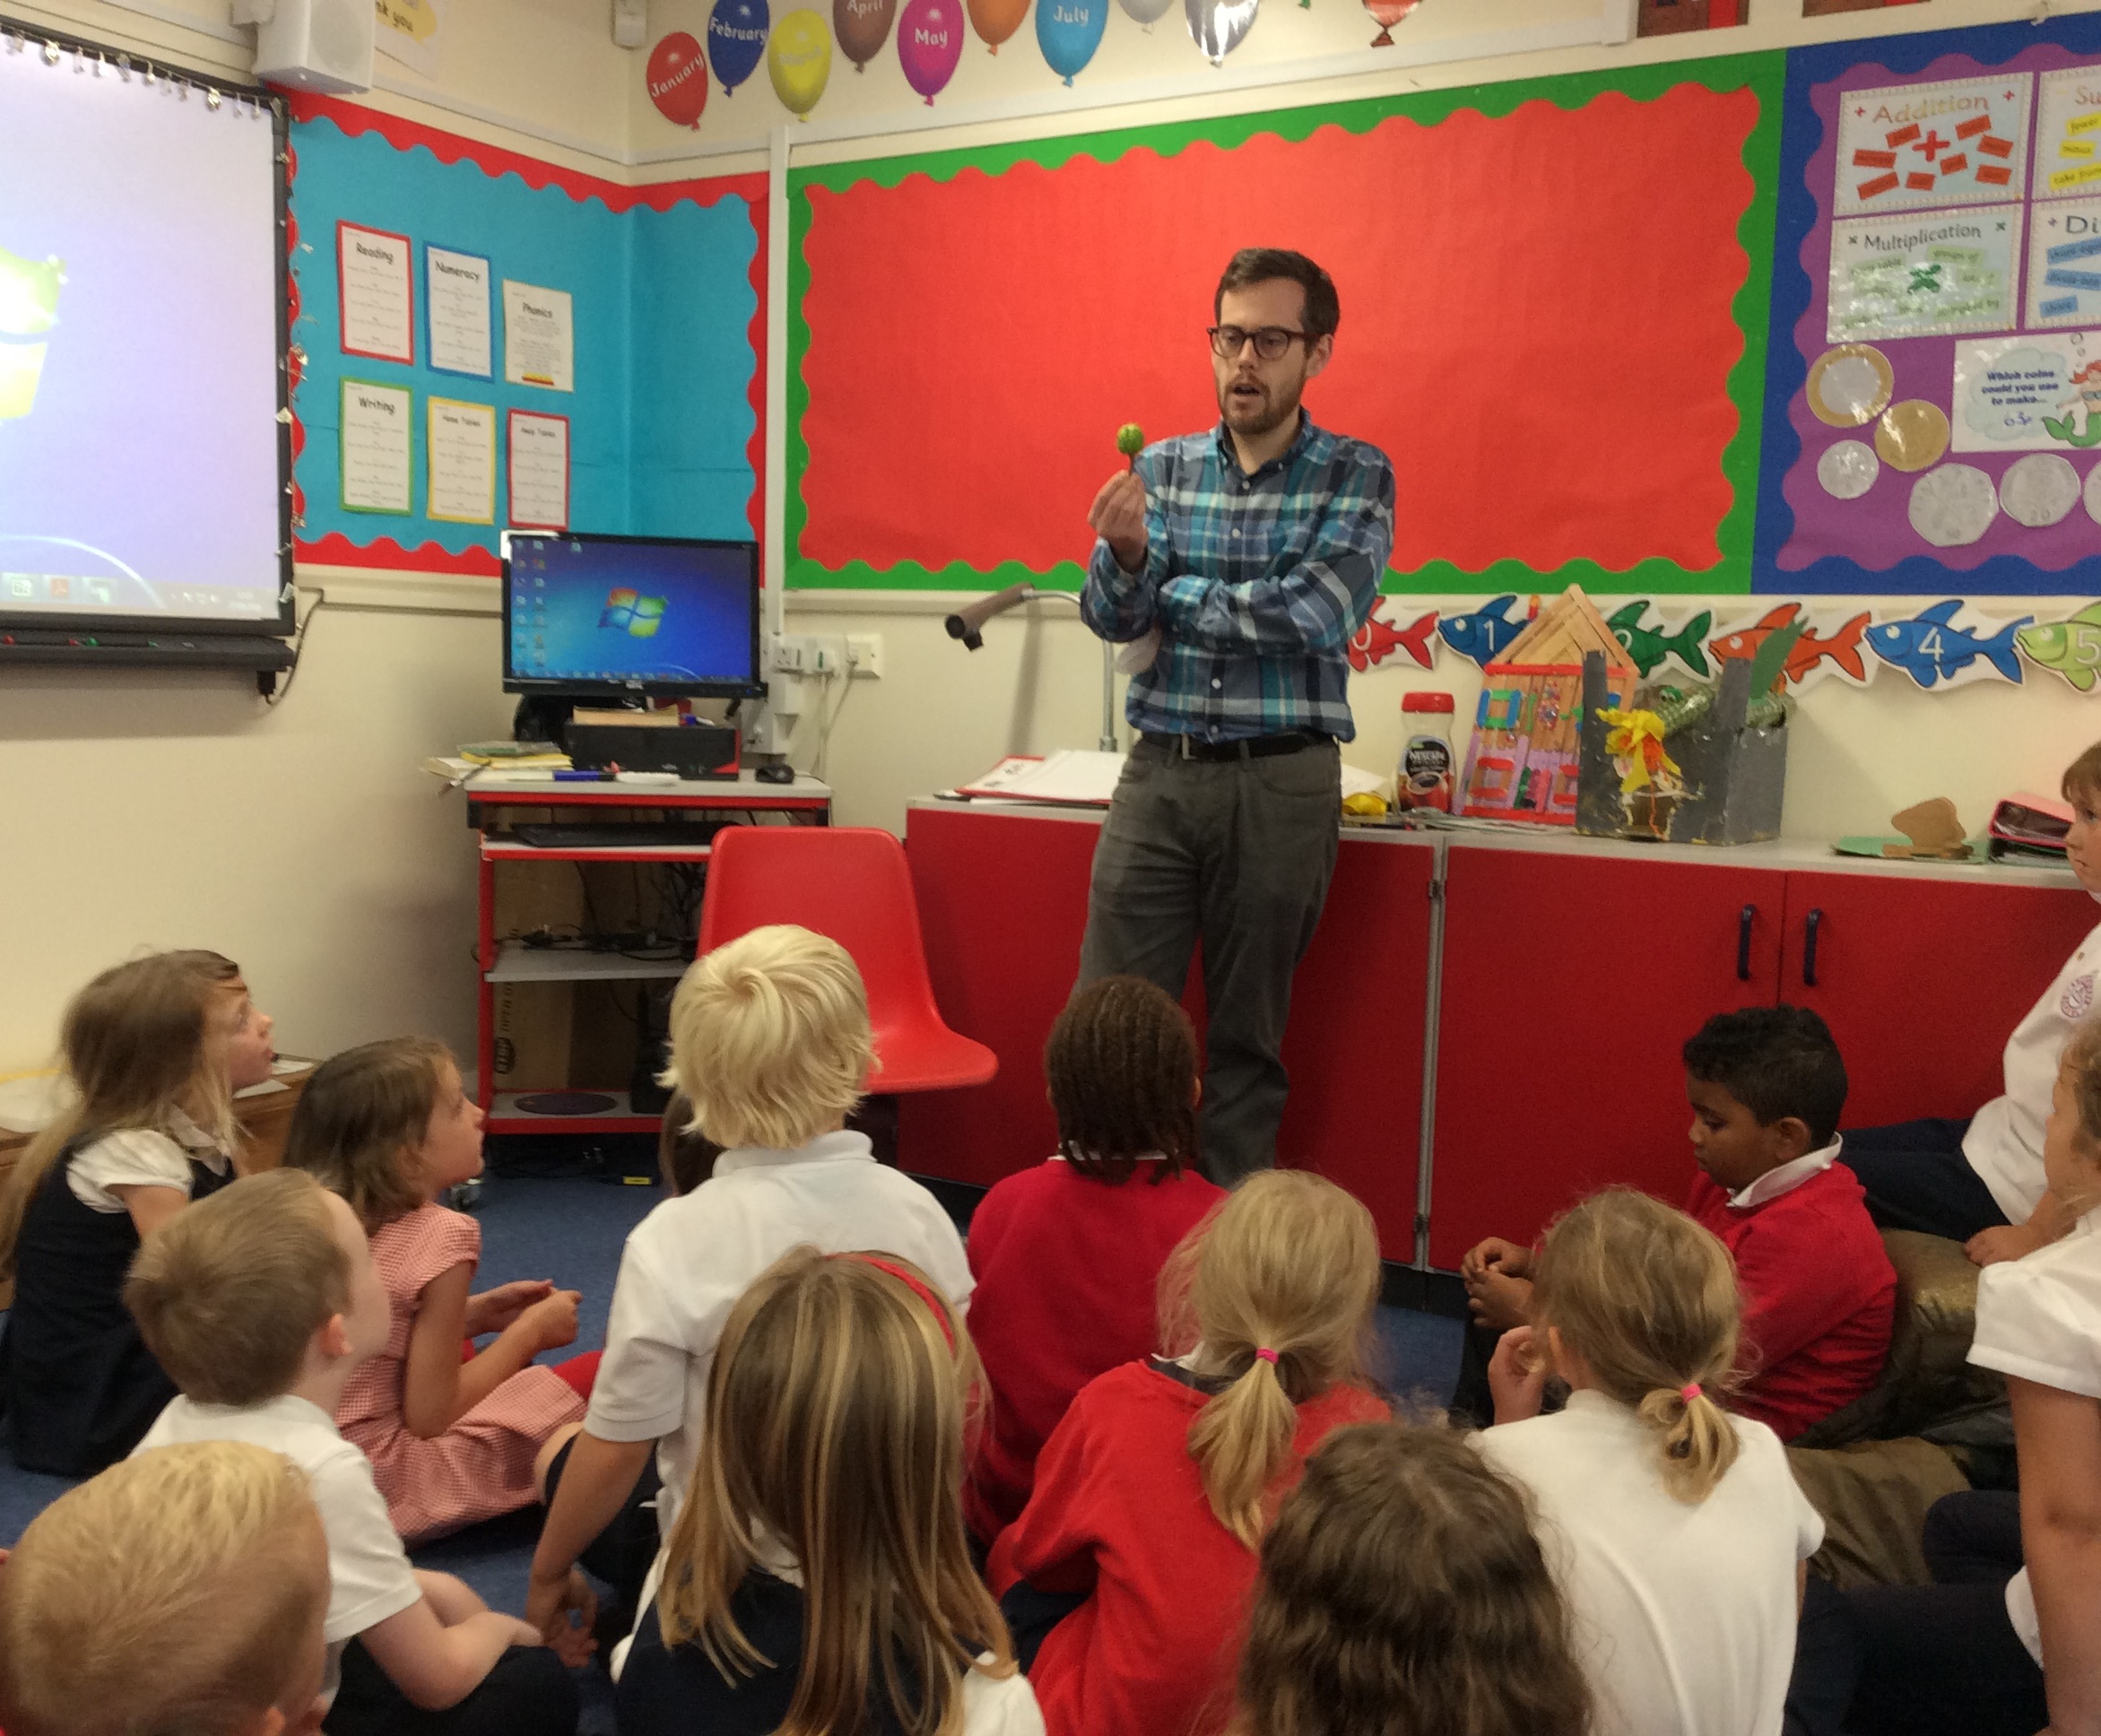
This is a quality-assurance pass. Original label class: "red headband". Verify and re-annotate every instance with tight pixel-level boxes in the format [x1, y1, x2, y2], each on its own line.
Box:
[833, 1253, 958, 1353]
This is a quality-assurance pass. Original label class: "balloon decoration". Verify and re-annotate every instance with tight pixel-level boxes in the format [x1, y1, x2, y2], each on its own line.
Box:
[645, 30, 710, 126]
[897, 0, 964, 103]
[1035, 0, 1104, 85]
[834, 0, 897, 70]
[967, 0, 1027, 54]
[1185, 0, 1254, 61]
[1115, 0, 1172, 27]
[767, 9, 833, 117]
[1361, 0, 1417, 44]
[708, 0, 770, 94]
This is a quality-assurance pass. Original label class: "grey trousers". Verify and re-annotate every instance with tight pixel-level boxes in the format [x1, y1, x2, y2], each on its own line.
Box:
[1075, 734, 1341, 1186]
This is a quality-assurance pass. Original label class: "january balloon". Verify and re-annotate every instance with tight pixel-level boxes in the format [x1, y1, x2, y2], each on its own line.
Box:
[645, 30, 709, 126]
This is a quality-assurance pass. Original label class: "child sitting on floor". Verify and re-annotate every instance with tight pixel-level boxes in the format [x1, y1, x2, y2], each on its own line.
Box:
[169, 948, 280, 1095]
[0, 952, 247, 1473]
[964, 975, 1223, 1543]
[0, 1438, 333, 1736]
[987, 1169, 1391, 1736]
[1463, 1004, 1894, 1441]
[1229, 1421, 1592, 1736]
[1478, 1188, 1825, 1736]
[615, 1246, 1041, 1734]
[285, 1037, 591, 1544]
[527, 923, 974, 1656]
[126, 1168, 577, 1736]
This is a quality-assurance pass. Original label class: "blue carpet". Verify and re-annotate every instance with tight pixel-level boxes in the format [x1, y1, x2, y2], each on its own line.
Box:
[0, 1172, 1463, 1733]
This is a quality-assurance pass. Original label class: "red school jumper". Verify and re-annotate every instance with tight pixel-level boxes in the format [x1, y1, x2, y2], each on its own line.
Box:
[1685, 1165, 1897, 1441]
[964, 1159, 1223, 1543]
[987, 1361, 1390, 1736]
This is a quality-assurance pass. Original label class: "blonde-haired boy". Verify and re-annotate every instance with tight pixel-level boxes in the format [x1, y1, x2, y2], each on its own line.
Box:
[0, 1439, 330, 1736]
[527, 923, 973, 1652]
[125, 1169, 579, 1736]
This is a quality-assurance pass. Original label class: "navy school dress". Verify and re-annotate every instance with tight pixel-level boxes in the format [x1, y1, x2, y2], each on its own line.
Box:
[0, 1134, 232, 1474]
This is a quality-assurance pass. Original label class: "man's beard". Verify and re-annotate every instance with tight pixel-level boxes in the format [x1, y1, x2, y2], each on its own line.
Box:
[1218, 371, 1304, 437]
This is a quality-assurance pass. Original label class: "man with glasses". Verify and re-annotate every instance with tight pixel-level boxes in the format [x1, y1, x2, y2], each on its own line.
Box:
[1076, 247, 1395, 1186]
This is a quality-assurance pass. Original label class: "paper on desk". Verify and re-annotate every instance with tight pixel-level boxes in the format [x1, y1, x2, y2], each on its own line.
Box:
[957, 750, 1125, 805]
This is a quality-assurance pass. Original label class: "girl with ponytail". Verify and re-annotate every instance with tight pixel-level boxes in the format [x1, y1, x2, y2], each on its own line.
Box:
[1477, 1187, 1825, 1736]
[986, 1170, 1388, 1736]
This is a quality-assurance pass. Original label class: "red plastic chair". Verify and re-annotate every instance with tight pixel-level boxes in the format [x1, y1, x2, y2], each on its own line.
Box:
[697, 827, 997, 1093]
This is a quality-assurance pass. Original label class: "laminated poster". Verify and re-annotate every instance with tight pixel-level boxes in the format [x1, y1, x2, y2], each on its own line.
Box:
[2036, 67, 2101, 198]
[508, 409, 569, 530]
[502, 281, 574, 393]
[427, 397, 496, 524]
[336, 221, 414, 364]
[1833, 74, 2032, 216]
[340, 380, 412, 514]
[1952, 328, 2101, 452]
[425, 246, 492, 378]
[1827, 207, 2020, 341]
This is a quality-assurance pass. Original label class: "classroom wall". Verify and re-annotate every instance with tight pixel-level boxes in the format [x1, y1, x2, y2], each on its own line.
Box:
[6, 0, 2101, 1075]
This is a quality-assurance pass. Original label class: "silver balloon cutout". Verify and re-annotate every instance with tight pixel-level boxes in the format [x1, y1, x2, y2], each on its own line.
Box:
[1117, 0, 1173, 25]
[1185, 0, 1255, 63]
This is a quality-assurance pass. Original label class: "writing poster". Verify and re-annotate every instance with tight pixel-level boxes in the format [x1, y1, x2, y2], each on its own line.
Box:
[502, 281, 574, 392]
[336, 221, 413, 363]
[425, 245, 492, 377]
[1951, 329, 2101, 451]
[1834, 74, 2031, 215]
[340, 380, 412, 512]
[427, 396, 495, 523]
[508, 409, 569, 529]
[1827, 207, 2020, 340]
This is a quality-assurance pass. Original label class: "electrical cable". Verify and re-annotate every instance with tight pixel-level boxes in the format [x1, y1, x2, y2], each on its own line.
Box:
[262, 586, 328, 707]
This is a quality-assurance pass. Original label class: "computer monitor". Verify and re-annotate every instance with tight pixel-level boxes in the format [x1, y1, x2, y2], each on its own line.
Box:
[502, 532, 765, 701]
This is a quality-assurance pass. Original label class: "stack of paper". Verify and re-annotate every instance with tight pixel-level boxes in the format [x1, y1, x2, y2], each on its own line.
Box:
[956, 751, 1127, 806]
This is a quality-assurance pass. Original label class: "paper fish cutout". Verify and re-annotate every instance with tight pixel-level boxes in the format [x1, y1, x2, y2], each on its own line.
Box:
[2019, 603, 2101, 692]
[1346, 607, 1438, 673]
[1709, 604, 1871, 686]
[1437, 594, 1533, 669]
[1865, 599, 2028, 689]
[1606, 602, 1712, 678]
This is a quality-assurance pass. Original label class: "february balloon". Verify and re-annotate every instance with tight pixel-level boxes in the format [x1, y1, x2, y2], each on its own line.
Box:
[897, 0, 964, 103]
[1036, 0, 1104, 84]
[1361, 0, 1416, 43]
[767, 8, 832, 116]
[1185, 0, 1254, 62]
[708, 0, 769, 93]
[835, 0, 896, 69]
[645, 30, 709, 126]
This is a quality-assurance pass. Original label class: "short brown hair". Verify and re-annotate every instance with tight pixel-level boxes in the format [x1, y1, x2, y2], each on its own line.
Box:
[126, 1168, 352, 1406]
[1046, 976, 1199, 1180]
[2064, 741, 2101, 808]
[285, 1035, 453, 1231]
[1215, 248, 1340, 343]
[1232, 1422, 1592, 1736]
[0, 1439, 328, 1736]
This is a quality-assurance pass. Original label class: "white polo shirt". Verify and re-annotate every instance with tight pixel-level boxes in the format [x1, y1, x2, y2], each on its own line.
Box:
[585, 1129, 973, 1533]
[1476, 1391, 1823, 1736]
[1966, 916, 2101, 1224]
[66, 1108, 230, 1212]
[1969, 1202, 2101, 1664]
[135, 1393, 422, 1706]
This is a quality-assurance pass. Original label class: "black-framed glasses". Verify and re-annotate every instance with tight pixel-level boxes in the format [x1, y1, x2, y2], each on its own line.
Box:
[1208, 325, 1308, 360]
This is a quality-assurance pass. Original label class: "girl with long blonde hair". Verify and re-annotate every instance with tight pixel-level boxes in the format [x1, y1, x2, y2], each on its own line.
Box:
[1477, 1187, 1825, 1736]
[615, 1245, 1037, 1736]
[986, 1169, 1389, 1736]
[0, 952, 246, 1473]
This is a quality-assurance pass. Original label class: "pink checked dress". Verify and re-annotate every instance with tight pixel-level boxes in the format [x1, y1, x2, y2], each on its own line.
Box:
[336, 1202, 585, 1543]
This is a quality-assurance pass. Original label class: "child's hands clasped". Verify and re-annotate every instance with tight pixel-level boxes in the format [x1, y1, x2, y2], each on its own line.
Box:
[523, 1289, 582, 1355]
[464, 1279, 556, 1338]
[1486, 1324, 1550, 1427]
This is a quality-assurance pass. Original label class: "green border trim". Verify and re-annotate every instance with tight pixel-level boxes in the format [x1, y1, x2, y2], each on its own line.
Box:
[339, 377, 416, 516]
[786, 49, 1786, 595]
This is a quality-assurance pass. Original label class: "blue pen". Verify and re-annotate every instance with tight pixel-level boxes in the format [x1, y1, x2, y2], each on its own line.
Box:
[551, 768, 612, 781]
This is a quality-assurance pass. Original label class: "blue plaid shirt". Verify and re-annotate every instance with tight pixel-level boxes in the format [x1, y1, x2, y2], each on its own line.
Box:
[1082, 415, 1394, 744]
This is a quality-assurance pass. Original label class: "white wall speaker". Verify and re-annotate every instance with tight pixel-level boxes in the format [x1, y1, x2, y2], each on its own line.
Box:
[252, 0, 375, 92]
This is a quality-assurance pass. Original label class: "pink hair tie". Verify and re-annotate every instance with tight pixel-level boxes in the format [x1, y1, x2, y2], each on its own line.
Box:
[1254, 1348, 1279, 1365]
[1680, 1383, 1703, 1403]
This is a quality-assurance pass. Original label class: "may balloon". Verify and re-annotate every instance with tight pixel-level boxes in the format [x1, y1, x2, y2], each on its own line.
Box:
[1116, 0, 1172, 27]
[708, 0, 770, 94]
[645, 30, 709, 126]
[834, 0, 896, 69]
[767, 8, 833, 116]
[1036, 0, 1104, 84]
[967, 0, 1027, 54]
[1361, 0, 1417, 43]
[1185, 0, 1254, 62]
[897, 0, 964, 103]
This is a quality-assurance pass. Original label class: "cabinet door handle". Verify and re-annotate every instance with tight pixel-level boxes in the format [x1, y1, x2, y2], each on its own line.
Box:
[1737, 904, 1755, 982]
[1802, 907, 1824, 988]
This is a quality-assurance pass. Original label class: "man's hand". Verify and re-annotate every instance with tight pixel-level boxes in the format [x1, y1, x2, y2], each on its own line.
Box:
[464, 1279, 555, 1338]
[525, 1565, 598, 1668]
[1464, 1266, 1534, 1333]
[1088, 470, 1149, 573]
[1460, 1237, 1533, 1286]
[1968, 1222, 2052, 1267]
[1488, 1324, 1550, 1426]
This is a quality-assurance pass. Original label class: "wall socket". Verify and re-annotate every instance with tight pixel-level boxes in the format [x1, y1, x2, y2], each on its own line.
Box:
[846, 633, 883, 679]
